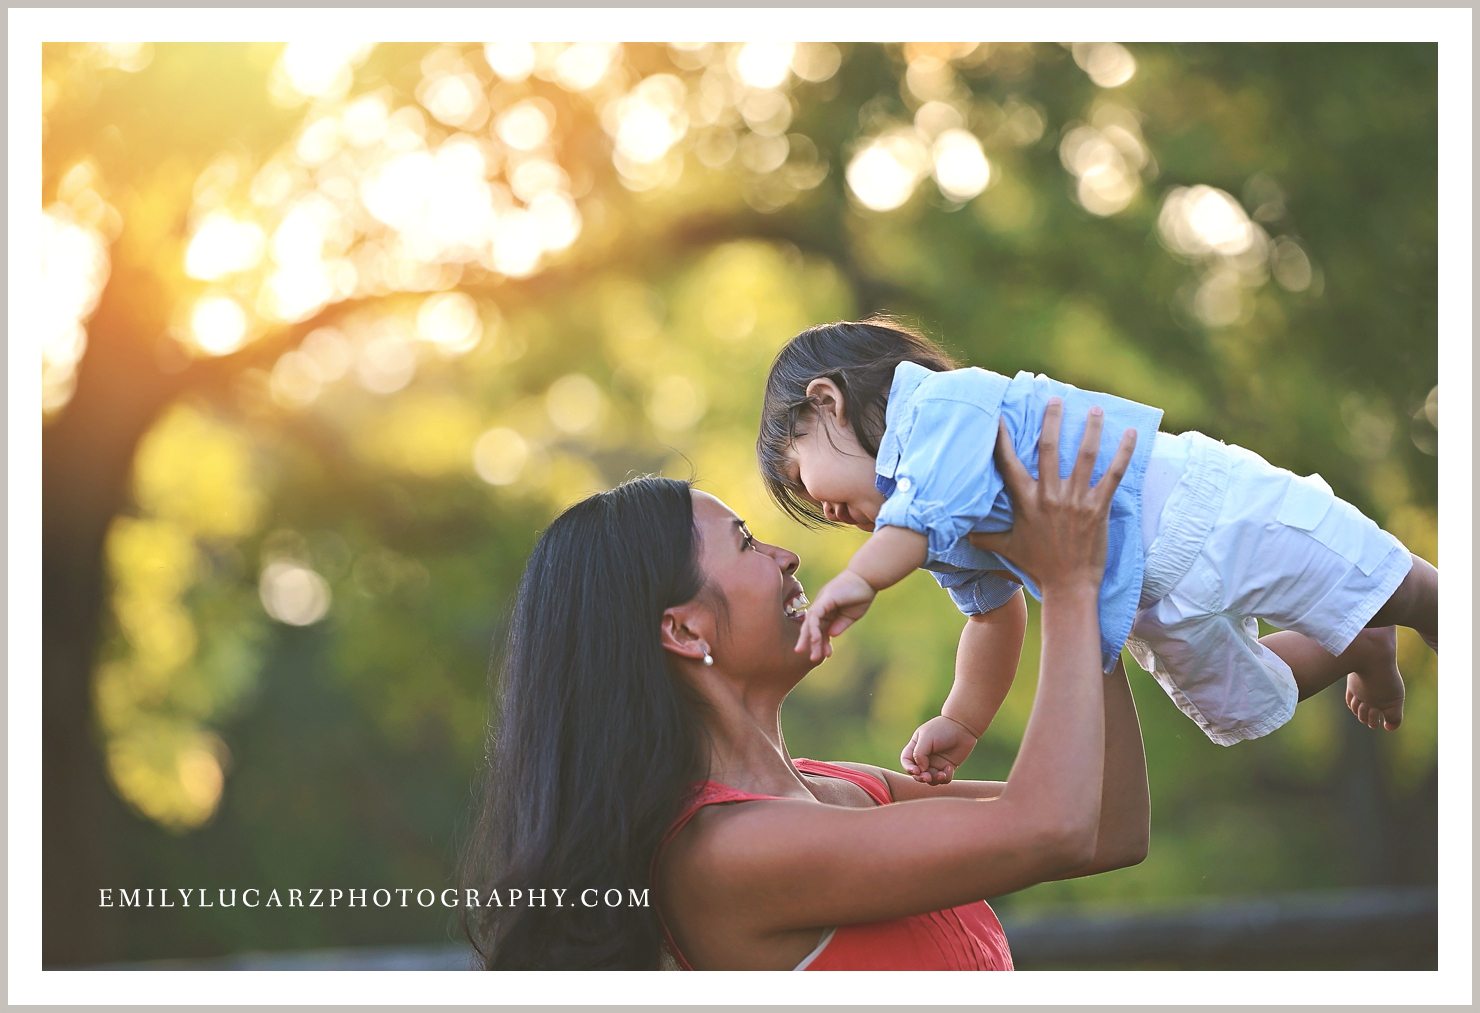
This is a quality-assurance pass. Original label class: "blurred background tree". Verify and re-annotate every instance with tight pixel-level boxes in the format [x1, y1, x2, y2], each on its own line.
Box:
[40, 41, 1437, 966]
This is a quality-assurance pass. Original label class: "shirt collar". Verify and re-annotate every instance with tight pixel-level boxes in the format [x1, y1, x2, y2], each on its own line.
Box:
[875, 360, 933, 481]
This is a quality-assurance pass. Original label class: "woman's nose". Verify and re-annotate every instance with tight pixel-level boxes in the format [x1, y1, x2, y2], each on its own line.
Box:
[767, 542, 800, 576]
[823, 502, 841, 522]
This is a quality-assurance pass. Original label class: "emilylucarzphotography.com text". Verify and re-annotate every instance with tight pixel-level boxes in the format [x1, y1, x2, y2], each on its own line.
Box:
[98, 887, 649, 910]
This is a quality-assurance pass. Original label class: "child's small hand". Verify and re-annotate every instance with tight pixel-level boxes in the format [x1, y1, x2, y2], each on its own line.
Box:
[900, 715, 982, 785]
[795, 570, 877, 663]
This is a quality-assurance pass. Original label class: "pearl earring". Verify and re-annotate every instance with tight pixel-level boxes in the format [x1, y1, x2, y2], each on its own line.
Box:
[702, 652, 714, 667]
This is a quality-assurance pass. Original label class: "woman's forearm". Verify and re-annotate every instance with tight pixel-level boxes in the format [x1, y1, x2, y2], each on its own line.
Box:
[997, 581, 1106, 862]
[1054, 659, 1149, 879]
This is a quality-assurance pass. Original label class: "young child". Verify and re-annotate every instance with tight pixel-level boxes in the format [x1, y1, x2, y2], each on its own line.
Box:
[757, 318, 1438, 783]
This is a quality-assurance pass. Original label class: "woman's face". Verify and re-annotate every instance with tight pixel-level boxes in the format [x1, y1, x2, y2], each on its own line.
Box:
[689, 491, 813, 674]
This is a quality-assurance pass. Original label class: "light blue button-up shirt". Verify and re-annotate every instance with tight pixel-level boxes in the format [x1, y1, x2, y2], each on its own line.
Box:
[873, 362, 1164, 672]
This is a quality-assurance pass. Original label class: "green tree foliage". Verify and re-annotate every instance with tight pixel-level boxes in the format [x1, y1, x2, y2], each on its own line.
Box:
[41, 41, 1437, 965]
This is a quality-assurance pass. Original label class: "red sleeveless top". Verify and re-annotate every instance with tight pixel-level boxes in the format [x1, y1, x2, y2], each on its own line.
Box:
[654, 758, 1014, 970]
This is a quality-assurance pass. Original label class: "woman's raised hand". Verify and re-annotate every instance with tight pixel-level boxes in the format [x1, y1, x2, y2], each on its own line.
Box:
[967, 399, 1135, 593]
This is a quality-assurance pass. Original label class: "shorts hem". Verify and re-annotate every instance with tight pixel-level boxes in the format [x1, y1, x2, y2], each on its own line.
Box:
[1201, 695, 1299, 746]
[1317, 546, 1414, 656]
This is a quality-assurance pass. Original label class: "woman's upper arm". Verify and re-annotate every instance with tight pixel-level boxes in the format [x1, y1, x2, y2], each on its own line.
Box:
[671, 791, 1070, 936]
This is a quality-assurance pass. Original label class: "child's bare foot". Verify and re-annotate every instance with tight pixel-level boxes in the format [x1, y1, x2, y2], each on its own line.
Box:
[1344, 626, 1405, 731]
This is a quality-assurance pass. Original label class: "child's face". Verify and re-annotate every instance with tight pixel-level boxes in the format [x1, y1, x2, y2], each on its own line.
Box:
[786, 413, 886, 531]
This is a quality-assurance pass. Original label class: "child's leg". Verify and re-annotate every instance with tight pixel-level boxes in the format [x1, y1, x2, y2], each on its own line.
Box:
[1365, 553, 1438, 651]
[1263, 626, 1405, 730]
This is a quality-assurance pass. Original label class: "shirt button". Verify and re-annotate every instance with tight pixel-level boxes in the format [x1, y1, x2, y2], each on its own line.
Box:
[897, 477, 912, 492]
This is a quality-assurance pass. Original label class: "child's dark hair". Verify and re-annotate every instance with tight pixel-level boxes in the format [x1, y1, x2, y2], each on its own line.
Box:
[757, 316, 958, 527]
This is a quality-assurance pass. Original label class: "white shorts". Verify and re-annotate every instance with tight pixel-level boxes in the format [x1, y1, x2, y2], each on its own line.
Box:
[1125, 432, 1413, 746]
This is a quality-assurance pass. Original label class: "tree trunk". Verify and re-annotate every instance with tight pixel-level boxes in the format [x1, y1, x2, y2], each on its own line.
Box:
[41, 258, 181, 965]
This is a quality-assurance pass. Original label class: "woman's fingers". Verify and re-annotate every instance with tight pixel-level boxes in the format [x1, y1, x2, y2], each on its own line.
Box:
[968, 528, 1010, 555]
[1070, 406, 1106, 490]
[993, 419, 1034, 500]
[1095, 427, 1137, 504]
[1036, 398, 1065, 492]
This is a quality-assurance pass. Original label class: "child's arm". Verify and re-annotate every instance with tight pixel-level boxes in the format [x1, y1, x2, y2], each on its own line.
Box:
[901, 589, 1028, 784]
[795, 526, 928, 662]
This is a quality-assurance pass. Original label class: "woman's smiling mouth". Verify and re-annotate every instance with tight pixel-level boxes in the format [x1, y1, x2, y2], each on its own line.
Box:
[783, 585, 810, 621]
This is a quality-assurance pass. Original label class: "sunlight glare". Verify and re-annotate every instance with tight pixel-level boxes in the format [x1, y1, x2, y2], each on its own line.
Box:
[610, 75, 689, 164]
[553, 42, 620, 92]
[189, 295, 249, 356]
[931, 129, 991, 202]
[483, 41, 536, 82]
[279, 42, 373, 101]
[1072, 42, 1137, 88]
[259, 559, 332, 626]
[846, 131, 930, 211]
[415, 292, 483, 356]
[496, 100, 554, 151]
[734, 42, 794, 90]
[184, 212, 266, 281]
[1159, 185, 1259, 258]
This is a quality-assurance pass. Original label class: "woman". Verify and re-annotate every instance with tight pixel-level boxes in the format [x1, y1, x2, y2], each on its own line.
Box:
[460, 403, 1149, 970]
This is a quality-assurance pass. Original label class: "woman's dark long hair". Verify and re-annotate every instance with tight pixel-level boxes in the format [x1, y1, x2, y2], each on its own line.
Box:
[458, 476, 712, 969]
[756, 316, 958, 528]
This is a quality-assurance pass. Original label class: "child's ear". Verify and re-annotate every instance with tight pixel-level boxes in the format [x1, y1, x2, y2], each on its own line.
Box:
[804, 377, 848, 427]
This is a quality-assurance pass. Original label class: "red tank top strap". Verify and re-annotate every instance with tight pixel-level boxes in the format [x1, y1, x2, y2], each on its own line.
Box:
[653, 780, 787, 970]
[654, 761, 893, 969]
[792, 758, 893, 806]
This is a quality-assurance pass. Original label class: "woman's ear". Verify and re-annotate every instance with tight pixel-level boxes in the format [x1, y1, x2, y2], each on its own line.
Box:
[659, 605, 710, 664]
[804, 377, 848, 428]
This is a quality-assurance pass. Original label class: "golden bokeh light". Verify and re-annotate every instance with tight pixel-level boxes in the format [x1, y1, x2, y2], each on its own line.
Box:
[733, 42, 795, 90]
[275, 41, 374, 102]
[489, 208, 545, 277]
[482, 41, 536, 83]
[1058, 110, 1149, 217]
[1271, 236, 1314, 292]
[105, 724, 229, 831]
[931, 128, 991, 202]
[790, 42, 842, 84]
[418, 70, 489, 131]
[270, 350, 326, 409]
[846, 131, 930, 212]
[340, 92, 391, 148]
[42, 207, 109, 412]
[355, 328, 418, 394]
[1158, 184, 1261, 258]
[415, 291, 483, 356]
[259, 559, 332, 626]
[508, 157, 570, 202]
[495, 99, 555, 152]
[189, 295, 250, 356]
[355, 391, 485, 476]
[551, 41, 620, 92]
[1072, 42, 1138, 88]
[132, 406, 265, 538]
[609, 74, 689, 165]
[473, 427, 531, 485]
[646, 374, 708, 432]
[545, 373, 605, 434]
[1192, 266, 1253, 328]
[184, 212, 266, 281]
